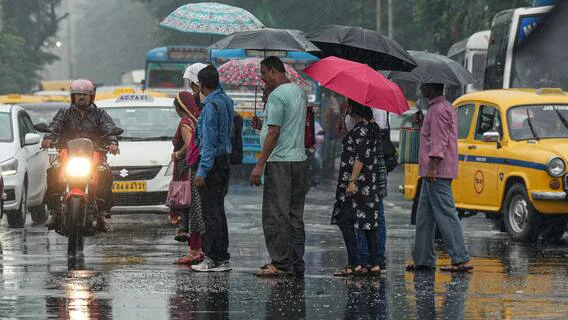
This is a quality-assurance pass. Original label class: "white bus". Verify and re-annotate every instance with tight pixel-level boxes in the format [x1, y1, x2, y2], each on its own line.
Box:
[484, 4, 563, 90]
[447, 30, 491, 94]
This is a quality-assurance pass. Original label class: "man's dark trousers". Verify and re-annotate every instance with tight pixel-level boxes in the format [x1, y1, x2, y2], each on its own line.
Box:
[262, 161, 307, 274]
[200, 155, 231, 263]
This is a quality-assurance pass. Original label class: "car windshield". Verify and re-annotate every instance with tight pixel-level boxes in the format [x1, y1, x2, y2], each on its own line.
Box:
[104, 106, 179, 141]
[21, 104, 64, 124]
[507, 104, 568, 140]
[0, 113, 13, 142]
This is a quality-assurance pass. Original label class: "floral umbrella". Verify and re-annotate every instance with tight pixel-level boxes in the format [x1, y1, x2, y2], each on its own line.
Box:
[159, 2, 264, 35]
[218, 58, 309, 88]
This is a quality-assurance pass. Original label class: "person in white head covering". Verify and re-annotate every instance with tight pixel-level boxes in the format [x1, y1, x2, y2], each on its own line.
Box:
[183, 63, 208, 108]
[183, 63, 208, 92]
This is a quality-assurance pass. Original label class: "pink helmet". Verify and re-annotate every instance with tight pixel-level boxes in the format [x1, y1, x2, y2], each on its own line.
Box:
[70, 79, 96, 96]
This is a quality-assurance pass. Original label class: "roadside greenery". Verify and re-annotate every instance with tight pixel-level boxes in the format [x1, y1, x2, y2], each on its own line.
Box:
[0, 0, 65, 94]
[138, 0, 532, 54]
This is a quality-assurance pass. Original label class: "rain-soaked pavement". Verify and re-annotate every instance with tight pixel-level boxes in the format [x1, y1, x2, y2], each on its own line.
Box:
[1, 167, 568, 319]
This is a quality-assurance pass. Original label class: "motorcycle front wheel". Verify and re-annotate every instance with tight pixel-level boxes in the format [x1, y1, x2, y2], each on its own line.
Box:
[67, 197, 86, 255]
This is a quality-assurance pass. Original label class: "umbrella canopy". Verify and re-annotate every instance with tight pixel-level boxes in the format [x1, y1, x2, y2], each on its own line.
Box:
[303, 56, 409, 115]
[389, 51, 477, 85]
[218, 58, 309, 88]
[160, 2, 264, 35]
[306, 25, 416, 72]
[210, 28, 320, 52]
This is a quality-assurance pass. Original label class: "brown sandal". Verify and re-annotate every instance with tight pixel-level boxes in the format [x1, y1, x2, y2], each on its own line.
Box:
[256, 264, 294, 278]
[368, 265, 381, 276]
[333, 266, 355, 277]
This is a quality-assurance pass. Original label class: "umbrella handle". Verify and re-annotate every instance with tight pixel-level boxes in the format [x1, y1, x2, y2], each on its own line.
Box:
[254, 85, 257, 115]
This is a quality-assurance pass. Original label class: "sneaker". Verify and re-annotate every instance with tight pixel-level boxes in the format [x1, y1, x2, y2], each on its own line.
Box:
[191, 257, 221, 272]
[215, 260, 232, 272]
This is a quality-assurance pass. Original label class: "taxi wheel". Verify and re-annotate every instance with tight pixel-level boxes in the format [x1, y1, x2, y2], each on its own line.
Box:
[503, 184, 541, 243]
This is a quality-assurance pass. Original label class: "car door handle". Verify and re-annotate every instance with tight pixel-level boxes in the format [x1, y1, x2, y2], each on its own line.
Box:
[468, 145, 477, 150]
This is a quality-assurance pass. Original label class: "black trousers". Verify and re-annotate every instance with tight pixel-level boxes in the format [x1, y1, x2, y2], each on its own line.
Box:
[336, 200, 379, 267]
[262, 161, 308, 273]
[46, 165, 113, 211]
[199, 155, 231, 263]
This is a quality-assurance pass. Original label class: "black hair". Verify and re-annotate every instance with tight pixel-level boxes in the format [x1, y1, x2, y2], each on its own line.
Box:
[426, 83, 444, 94]
[197, 64, 219, 90]
[348, 99, 373, 121]
[261, 56, 286, 73]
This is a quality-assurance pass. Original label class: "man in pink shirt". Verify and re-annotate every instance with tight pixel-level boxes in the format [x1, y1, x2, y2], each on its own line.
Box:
[407, 83, 472, 272]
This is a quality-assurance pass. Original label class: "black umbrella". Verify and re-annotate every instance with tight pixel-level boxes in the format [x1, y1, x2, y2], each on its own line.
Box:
[209, 28, 320, 53]
[306, 24, 416, 71]
[389, 51, 477, 85]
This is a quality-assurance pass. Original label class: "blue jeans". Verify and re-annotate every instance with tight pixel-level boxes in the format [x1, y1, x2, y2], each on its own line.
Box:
[357, 199, 386, 268]
[413, 179, 470, 266]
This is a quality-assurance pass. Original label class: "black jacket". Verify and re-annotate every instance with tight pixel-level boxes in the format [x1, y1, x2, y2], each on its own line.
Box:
[46, 103, 118, 145]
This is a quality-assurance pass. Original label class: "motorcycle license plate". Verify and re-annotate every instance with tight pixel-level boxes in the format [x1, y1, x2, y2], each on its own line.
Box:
[112, 181, 147, 193]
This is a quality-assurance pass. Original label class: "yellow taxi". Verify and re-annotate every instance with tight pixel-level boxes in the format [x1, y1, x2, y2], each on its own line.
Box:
[402, 88, 568, 243]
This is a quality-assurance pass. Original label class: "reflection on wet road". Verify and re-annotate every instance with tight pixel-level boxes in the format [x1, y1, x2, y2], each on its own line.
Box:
[1, 169, 567, 319]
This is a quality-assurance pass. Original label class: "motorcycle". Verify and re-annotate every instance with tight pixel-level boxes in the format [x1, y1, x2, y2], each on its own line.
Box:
[34, 123, 123, 255]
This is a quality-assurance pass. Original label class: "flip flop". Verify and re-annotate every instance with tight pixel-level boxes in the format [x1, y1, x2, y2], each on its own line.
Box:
[440, 264, 473, 272]
[174, 256, 194, 265]
[256, 264, 294, 278]
[405, 264, 436, 272]
[368, 266, 381, 276]
[333, 266, 355, 277]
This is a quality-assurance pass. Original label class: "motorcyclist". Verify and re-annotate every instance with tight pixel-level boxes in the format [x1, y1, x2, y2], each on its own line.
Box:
[43, 79, 119, 231]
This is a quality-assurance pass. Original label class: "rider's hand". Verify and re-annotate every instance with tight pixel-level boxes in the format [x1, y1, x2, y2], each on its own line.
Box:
[251, 116, 262, 130]
[108, 144, 120, 155]
[41, 139, 53, 149]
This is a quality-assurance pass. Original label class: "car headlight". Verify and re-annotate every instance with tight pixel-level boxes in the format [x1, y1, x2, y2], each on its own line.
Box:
[547, 157, 565, 177]
[66, 157, 92, 178]
[165, 161, 174, 176]
[0, 158, 18, 176]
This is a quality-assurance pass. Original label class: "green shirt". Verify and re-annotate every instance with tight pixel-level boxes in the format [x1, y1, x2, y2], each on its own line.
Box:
[260, 83, 307, 162]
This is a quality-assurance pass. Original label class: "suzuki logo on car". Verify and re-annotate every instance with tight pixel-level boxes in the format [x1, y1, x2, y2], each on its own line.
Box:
[119, 169, 129, 178]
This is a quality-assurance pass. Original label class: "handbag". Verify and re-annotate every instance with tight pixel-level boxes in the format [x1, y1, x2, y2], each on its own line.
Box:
[379, 115, 398, 172]
[166, 179, 192, 209]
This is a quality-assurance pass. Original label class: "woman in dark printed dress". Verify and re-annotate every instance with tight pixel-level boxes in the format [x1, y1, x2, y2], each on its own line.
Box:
[332, 99, 387, 276]
[171, 91, 206, 265]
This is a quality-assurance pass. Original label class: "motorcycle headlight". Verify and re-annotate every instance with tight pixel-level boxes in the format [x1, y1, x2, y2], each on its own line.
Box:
[547, 157, 565, 178]
[66, 157, 92, 178]
[0, 158, 18, 176]
[165, 161, 174, 176]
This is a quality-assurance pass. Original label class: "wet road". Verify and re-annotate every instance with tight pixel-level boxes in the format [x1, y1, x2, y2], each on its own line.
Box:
[1, 167, 568, 319]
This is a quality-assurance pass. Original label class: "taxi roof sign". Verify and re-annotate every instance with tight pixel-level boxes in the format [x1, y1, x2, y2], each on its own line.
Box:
[113, 87, 136, 95]
[116, 94, 154, 102]
[536, 88, 565, 95]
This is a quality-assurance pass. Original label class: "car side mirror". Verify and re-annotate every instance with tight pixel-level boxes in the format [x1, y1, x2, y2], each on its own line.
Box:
[482, 131, 502, 148]
[24, 133, 41, 146]
[108, 127, 124, 137]
[33, 123, 50, 133]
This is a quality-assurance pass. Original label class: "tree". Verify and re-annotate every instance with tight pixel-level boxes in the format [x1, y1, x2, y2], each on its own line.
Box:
[0, 0, 66, 93]
[413, 0, 532, 53]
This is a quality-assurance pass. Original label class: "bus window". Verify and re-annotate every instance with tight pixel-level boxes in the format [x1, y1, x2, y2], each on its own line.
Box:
[484, 22, 510, 90]
[147, 63, 185, 89]
[471, 52, 487, 91]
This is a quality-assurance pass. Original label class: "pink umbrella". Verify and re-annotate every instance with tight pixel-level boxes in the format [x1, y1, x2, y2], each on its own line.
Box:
[218, 57, 309, 88]
[303, 56, 409, 114]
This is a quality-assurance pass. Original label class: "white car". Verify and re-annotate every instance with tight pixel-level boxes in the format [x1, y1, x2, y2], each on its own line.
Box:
[97, 94, 177, 214]
[0, 104, 49, 227]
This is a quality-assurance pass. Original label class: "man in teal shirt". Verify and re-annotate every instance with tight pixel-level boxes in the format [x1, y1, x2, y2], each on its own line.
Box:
[250, 56, 308, 277]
